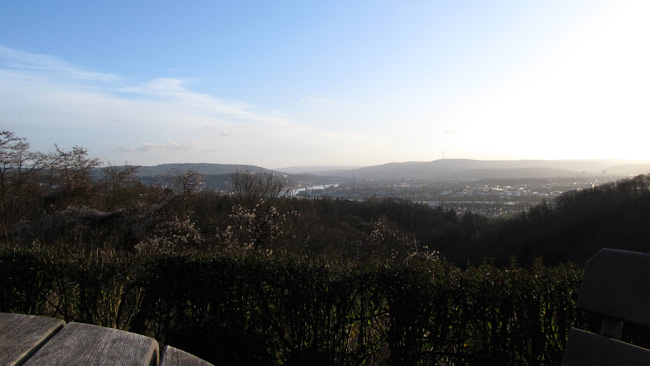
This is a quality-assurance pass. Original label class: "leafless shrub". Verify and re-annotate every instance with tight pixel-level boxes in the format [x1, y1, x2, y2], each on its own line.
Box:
[230, 169, 288, 207]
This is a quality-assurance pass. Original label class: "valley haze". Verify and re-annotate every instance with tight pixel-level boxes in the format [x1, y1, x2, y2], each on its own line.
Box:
[125, 158, 650, 217]
[131, 159, 650, 182]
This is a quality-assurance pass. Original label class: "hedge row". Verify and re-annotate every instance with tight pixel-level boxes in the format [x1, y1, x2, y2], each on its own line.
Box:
[0, 248, 586, 365]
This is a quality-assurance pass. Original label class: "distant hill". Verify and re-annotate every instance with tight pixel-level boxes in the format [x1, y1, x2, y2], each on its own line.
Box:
[113, 160, 650, 183]
[105, 163, 345, 191]
[604, 164, 650, 176]
[276, 166, 362, 174]
[449, 167, 579, 180]
[310, 159, 650, 181]
[132, 163, 273, 176]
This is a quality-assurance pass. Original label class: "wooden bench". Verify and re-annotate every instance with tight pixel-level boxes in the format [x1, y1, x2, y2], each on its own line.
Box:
[561, 248, 650, 365]
[0, 313, 212, 366]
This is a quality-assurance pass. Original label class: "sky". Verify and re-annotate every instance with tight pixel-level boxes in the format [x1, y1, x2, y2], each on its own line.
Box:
[1, 0, 649, 169]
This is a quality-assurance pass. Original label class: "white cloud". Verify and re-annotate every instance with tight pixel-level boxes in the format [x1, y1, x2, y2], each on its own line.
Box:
[118, 140, 203, 152]
[0, 45, 383, 167]
[5, 0, 647, 172]
[0, 45, 119, 83]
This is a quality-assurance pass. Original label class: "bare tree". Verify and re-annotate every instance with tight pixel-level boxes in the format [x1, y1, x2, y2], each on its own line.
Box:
[0, 129, 45, 240]
[45, 145, 102, 208]
[167, 168, 203, 215]
[101, 164, 141, 210]
[230, 169, 288, 207]
[169, 168, 203, 197]
[47, 145, 101, 191]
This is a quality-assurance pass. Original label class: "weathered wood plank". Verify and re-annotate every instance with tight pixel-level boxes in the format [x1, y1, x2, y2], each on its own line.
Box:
[160, 346, 214, 366]
[561, 328, 650, 366]
[0, 312, 65, 366]
[22, 322, 159, 366]
[578, 248, 650, 327]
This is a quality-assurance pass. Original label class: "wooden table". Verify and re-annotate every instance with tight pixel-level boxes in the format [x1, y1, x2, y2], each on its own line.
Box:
[0, 313, 213, 366]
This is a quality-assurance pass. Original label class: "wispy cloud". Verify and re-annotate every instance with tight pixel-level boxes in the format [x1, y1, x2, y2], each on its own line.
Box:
[0, 45, 119, 83]
[0, 45, 382, 166]
[117, 140, 203, 152]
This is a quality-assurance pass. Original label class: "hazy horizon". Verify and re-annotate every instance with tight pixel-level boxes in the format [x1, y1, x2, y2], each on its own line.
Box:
[87, 157, 650, 173]
[2, 1, 649, 168]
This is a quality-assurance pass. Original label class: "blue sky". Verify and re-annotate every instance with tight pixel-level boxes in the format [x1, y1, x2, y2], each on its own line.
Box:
[1, 0, 649, 168]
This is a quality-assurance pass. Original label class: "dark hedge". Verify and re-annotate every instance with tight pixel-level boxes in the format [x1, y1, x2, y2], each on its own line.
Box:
[1, 248, 587, 365]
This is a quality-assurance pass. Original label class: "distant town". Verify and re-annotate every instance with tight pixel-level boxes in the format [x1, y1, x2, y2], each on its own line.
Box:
[291, 176, 620, 217]
[126, 159, 650, 217]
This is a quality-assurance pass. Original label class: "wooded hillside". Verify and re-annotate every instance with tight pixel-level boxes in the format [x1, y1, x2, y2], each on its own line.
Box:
[4, 128, 650, 364]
